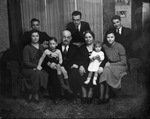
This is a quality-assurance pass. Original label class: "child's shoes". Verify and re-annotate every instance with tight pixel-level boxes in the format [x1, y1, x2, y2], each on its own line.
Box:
[84, 79, 90, 84]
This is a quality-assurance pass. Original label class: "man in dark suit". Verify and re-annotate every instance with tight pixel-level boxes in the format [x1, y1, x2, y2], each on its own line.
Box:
[110, 15, 132, 57]
[57, 30, 79, 102]
[67, 11, 91, 47]
[22, 18, 51, 49]
[57, 30, 79, 73]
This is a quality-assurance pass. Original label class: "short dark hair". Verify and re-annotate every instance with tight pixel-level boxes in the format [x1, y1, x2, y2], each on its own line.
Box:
[30, 18, 40, 24]
[111, 15, 121, 22]
[49, 37, 57, 43]
[72, 11, 82, 18]
[84, 30, 95, 39]
[31, 29, 40, 35]
[103, 29, 115, 45]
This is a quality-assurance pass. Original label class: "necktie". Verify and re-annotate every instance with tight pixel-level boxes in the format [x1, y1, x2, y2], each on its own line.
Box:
[76, 25, 79, 32]
[116, 29, 119, 34]
[63, 46, 67, 55]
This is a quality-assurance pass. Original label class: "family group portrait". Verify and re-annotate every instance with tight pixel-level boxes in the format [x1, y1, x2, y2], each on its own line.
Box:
[0, 0, 150, 118]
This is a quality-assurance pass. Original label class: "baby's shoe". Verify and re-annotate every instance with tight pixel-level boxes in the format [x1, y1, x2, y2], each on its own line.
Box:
[84, 79, 90, 84]
[93, 79, 97, 85]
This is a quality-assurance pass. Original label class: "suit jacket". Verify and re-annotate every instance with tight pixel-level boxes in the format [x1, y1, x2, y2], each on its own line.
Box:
[22, 30, 51, 49]
[106, 26, 132, 56]
[67, 21, 91, 43]
[57, 43, 79, 72]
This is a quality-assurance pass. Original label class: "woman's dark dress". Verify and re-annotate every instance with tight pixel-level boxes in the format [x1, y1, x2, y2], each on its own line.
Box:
[22, 44, 48, 93]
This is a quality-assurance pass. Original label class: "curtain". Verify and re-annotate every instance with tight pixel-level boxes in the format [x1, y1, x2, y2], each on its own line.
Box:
[20, 0, 75, 43]
[20, 0, 104, 42]
[76, 0, 103, 42]
[7, 0, 22, 62]
[8, 0, 22, 48]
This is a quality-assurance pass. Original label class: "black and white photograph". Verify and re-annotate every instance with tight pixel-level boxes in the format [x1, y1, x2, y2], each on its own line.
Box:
[116, 11, 127, 17]
[0, 0, 150, 118]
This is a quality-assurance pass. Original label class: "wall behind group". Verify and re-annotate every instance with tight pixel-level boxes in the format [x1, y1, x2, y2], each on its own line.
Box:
[0, 0, 9, 51]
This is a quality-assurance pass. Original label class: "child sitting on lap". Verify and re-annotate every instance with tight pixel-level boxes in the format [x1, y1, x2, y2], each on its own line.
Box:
[84, 41, 104, 85]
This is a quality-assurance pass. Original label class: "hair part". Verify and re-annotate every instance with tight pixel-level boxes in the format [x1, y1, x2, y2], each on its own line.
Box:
[49, 37, 58, 43]
[84, 30, 95, 39]
[30, 18, 40, 24]
[72, 11, 82, 18]
[111, 15, 121, 22]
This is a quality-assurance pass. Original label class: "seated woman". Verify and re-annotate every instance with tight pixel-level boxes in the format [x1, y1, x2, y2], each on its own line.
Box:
[97, 30, 127, 104]
[69, 30, 104, 104]
[22, 29, 48, 103]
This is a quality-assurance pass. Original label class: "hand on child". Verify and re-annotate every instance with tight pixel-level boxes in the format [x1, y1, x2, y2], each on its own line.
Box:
[51, 53, 58, 58]
[79, 66, 86, 76]
[42, 41, 48, 48]
[50, 62, 57, 69]
[37, 65, 42, 70]
[98, 67, 103, 74]
[105, 62, 110, 67]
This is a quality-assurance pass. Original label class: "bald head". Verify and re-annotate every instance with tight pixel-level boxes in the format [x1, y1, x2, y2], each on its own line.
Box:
[62, 30, 72, 45]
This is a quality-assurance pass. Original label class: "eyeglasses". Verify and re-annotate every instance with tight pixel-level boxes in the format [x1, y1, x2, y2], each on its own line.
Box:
[72, 19, 81, 22]
[63, 36, 71, 39]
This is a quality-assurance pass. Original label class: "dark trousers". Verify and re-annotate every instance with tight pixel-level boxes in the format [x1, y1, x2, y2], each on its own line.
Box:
[69, 68, 81, 98]
[47, 69, 61, 100]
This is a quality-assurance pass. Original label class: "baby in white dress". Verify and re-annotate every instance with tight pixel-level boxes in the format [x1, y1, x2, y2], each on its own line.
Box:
[84, 41, 104, 85]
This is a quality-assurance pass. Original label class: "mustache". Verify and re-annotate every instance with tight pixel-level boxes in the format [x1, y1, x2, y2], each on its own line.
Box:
[64, 40, 69, 42]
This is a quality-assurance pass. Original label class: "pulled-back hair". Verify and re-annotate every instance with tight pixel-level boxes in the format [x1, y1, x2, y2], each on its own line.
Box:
[30, 29, 40, 36]
[84, 30, 95, 39]
[103, 29, 115, 45]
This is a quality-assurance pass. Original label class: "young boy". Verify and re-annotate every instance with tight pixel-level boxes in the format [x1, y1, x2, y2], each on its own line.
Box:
[37, 37, 72, 93]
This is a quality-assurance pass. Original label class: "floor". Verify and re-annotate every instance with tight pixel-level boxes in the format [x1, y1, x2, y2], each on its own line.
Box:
[0, 73, 149, 118]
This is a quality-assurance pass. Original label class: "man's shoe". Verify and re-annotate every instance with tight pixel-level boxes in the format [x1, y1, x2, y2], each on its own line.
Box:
[87, 98, 92, 104]
[73, 99, 78, 104]
[53, 98, 60, 105]
[97, 99, 105, 105]
[103, 98, 110, 104]
[81, 97, 87, 104]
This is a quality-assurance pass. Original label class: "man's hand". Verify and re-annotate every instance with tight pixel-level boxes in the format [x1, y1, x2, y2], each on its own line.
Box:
[79, 66, 86, 76]
[71, 64, 78, 69]
[98, 67, 103, 74]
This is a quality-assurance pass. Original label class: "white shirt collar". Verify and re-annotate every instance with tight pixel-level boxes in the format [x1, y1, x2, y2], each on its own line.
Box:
[62, 45, 69, 52]
[78, 23, 81, 31]
[117, 26, 122, 34]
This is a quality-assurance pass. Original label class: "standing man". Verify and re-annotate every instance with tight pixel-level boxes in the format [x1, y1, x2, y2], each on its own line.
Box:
[109, 15, 132, 57]
[67, 11, 91, 47]
[22, 18, 51, 49]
